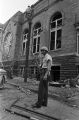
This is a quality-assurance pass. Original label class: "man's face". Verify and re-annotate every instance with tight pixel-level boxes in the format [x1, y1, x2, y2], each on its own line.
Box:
[41, 50, 46, 55]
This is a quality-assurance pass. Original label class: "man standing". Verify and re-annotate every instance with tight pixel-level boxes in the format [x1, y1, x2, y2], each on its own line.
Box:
[33, 46, 52, 108]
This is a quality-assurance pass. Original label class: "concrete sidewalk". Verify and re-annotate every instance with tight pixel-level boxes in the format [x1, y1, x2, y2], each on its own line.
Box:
[6, 77, 79, 120]
[14, 96, 79, 120]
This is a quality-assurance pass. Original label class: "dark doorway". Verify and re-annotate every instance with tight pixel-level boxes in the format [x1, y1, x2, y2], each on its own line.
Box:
[51, 66, 60, 82]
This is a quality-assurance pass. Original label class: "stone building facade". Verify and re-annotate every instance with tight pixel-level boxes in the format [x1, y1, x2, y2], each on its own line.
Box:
[0, 24, 3, 67]
[1, 0, 79, 81]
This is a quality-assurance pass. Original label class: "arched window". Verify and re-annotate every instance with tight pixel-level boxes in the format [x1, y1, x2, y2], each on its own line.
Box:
[22, 29, 28, 55]
[4, 32, 12, 55]
[50, 12, 62, 50]
[33, 22, 41, 53]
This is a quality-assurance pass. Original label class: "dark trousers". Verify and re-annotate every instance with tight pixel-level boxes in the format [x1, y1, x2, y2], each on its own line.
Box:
[37, 69, 48, 105]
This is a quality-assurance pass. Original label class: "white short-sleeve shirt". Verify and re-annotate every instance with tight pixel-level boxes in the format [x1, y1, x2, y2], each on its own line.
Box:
[42, 53, 52, 71]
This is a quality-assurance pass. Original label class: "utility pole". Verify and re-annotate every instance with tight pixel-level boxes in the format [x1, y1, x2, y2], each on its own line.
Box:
[24, 6, 33, 82]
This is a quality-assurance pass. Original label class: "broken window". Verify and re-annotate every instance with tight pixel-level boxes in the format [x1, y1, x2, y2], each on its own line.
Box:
[56, 29, 62, 49]
[77, 33, 79, 54]
[33, 23, 41, 53]
[50, 12, 62, 50]
[4, 32, 12, 56]
[22, 29, 28, 55]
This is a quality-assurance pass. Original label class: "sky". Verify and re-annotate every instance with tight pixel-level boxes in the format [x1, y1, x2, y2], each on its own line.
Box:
[0, 0, 38, 24]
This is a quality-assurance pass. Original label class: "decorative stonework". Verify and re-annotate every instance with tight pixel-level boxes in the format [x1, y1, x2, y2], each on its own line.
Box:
[4, 32, 12, 57]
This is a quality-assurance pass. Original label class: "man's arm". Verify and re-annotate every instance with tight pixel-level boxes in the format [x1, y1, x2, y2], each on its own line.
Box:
[44, 59, 51, 80]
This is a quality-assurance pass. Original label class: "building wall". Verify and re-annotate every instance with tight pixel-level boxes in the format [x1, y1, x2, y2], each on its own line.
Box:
[2, 12, 23, 62]
[16, 0, 79, 79]
[29, 0, 78, 58]
[28, 0, 79, 80]
[0, 25, 3, 67]
[1, 0, 79, 80]
[1, 12, 23, 75]
[53, 55, 77, 79]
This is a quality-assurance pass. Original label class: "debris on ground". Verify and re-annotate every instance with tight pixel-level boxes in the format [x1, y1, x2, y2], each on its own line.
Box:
[7, 76, 79, 108]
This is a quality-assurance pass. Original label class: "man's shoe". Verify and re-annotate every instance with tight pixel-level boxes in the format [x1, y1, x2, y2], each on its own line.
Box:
[42, 102, 47, 106]
[32, 103, 41, 108]
[36, 105, 41, 108]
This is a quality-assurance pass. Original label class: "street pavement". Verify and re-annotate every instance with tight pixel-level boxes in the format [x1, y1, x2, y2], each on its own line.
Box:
[0, 77, 79, 120]
[0, 83, 28, 120]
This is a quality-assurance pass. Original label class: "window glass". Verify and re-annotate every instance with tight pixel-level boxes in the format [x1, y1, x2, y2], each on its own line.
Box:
[4, 32, 12, 56]
[77, 34, 79, 54]
[50, 31, 55, 50]
[31, 67, 34, 74]
[50, 12, 62, 50]
[33, 38, 36, 53]
[57, 19, 62, 27]
[33, 23, 41, 53]
[51, 21, 56, 29]
[56, 29, 62, 49]
[22, 29, 28, 55]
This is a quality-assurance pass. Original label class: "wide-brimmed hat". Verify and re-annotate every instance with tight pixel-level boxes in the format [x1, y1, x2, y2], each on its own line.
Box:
[40, 46, 48, 52]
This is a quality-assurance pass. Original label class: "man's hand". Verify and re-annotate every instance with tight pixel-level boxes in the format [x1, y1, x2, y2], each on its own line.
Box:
[43, 71, 50, 80]
[43, 74, 47, 80]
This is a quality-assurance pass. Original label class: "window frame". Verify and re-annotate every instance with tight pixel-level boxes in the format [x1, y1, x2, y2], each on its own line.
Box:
[50, 14, 62, 51]
[22, 31, 28, 55]
[4, 32, 12, 56]
[33, 26, 41, 54]
[77, 33, 79, 55]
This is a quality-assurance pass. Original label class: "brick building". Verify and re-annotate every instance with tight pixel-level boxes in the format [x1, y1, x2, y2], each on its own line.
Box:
[1, 0, 79, 81]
